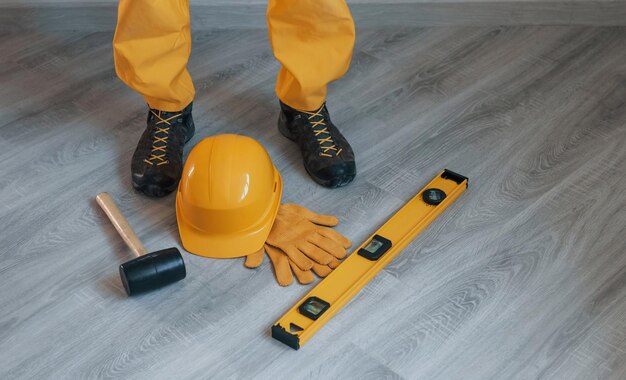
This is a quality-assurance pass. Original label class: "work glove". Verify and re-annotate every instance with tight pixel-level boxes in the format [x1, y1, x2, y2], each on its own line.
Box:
[267, 203, 351, 270]
[245, 244, 340, 286]
[244, 203, 351, 286]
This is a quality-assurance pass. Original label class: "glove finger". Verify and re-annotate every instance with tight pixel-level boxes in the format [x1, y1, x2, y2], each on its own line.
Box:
[328, 258, 341, 269]
[317, 227, 352, 248]
[283, 203, 338, 227]
[311, 263, 332, 278]
[244, 247, 265, 268]
[288, 259, 315, 284]
[298, 241, 334, 265]
[274, 244, 313, 271]
[308, 233, 348, 260]
[307, 213, 338, 227]
[265, 245, 294, 286]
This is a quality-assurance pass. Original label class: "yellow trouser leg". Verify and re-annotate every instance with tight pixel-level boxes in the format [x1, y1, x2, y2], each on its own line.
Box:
[267, 0, 356, 111]
[113, 0, 195, 112]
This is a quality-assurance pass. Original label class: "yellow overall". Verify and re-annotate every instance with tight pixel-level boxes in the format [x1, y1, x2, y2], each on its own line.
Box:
[113, 0, 356, 112]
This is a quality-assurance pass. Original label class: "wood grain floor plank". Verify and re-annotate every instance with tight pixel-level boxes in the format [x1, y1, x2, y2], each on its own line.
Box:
[0, 26, 625, 379]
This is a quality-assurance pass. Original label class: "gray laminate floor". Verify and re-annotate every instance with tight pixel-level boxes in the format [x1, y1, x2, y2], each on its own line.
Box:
[1, 26, 625, 380]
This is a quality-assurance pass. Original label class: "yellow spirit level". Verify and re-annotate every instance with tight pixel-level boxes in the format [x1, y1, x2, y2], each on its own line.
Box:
[272, 169, 468, 349]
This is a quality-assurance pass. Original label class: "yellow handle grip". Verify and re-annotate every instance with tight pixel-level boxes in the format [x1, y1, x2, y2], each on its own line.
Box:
[96, 192, 147, 257]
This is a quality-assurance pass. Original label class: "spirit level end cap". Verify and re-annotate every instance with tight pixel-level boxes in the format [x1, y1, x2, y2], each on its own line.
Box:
[442, 169, 469, 187]
[271, 324, 300, 350]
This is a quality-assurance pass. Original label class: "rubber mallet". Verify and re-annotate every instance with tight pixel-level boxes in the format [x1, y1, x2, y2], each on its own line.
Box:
[96, 192, 186, 296]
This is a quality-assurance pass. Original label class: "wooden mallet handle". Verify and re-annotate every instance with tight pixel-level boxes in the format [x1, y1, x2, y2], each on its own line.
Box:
[96, 192, 147, 257]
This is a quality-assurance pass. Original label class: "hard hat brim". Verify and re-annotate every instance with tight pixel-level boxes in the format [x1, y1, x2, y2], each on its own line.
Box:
[176, 169, 283, 259]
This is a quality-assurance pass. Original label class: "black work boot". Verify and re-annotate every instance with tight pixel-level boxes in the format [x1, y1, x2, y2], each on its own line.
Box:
[278, 101, 356, 188]
[131, 102, 195, 197]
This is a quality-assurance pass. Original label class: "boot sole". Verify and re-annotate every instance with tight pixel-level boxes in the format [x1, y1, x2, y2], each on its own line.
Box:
[132, 181, 178, 198]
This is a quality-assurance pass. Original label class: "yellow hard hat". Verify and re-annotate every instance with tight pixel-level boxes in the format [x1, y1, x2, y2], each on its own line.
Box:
[176, 134, 282, 258]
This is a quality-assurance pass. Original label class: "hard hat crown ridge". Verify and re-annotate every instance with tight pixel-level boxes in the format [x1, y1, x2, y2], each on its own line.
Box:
[176, 134, 283, 258]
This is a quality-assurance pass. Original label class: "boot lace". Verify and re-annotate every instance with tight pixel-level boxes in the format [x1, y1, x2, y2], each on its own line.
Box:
[303, 105, 342, 158]
[143, 110, 182, 166]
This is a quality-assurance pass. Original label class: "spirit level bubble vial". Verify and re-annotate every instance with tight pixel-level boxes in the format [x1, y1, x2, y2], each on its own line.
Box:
[271, 169, 469, 349]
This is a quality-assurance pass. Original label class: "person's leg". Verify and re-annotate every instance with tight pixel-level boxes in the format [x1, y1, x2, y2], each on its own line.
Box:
[267, 0, 355, 111]
[267, 0, 357, 188]
[113, 0, 194, 112]
[113, 0, 196, 197]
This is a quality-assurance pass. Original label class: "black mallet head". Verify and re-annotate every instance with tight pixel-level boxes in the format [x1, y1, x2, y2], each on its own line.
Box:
[96, 192, 187, 296]
[119, 247, 186, 296]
